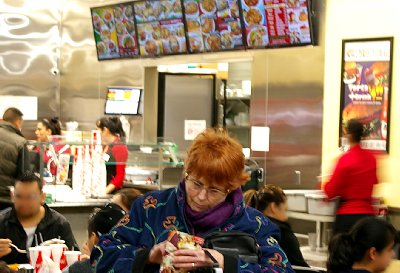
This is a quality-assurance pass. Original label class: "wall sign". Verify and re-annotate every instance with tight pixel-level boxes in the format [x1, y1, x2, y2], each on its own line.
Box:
[339, 37, 393, 153]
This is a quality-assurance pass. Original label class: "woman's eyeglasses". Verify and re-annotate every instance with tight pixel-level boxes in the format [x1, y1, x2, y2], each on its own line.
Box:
[186, 176, 230, 200]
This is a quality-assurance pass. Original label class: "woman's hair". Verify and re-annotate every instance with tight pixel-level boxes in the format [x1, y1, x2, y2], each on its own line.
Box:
[115, 188, 142, 211]
[97, 117, 126, 139]
[346, 119, 364, 143]
[253, 184, 287, 212]
[185, 128, 249, 191]
[327, 217, 398, 273]
[243, 189, 258, 208]
[40, 117, 62, 135]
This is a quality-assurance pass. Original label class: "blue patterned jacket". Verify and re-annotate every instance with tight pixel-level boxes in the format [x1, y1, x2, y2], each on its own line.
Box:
[91, 185, 294, 273]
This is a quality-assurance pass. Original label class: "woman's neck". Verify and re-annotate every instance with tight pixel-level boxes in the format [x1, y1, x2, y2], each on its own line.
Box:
[352, 261, 374, 273]
[104, 135, 117, 145]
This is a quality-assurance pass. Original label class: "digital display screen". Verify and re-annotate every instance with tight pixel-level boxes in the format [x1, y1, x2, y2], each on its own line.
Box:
[183, 0, 244, 53]
[105, 87, 142, 115]
[91, 3, 139, 60]
[134, 0, 187, 56]
[241, 0, 313, 48]
[91, 0, 314, 60]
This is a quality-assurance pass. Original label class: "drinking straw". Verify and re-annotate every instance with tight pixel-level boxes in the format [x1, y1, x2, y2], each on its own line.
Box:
[39, 233, 44, 245]
[34, 234, 38, 246]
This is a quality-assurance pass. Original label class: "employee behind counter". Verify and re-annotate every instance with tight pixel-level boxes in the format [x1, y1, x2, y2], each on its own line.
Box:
[96, 117, 128, 194]
[30, 117, 128, 195]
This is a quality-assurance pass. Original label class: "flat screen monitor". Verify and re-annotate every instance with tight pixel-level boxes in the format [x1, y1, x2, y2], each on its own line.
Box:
[104, 87, 142, 115]
[91, 2, 139, 60]
[240, 0, 314, 48]
[183, 0, 245, 53]
[134, 0, 188, 57]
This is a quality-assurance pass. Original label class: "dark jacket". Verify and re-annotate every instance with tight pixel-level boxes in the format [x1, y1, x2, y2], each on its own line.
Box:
[91, 186, 294, 273]
[269, 217, 309, 267]
[63, 259, 91, 273]
[0, 121, 30, 201]
[0, 204, 79, 264]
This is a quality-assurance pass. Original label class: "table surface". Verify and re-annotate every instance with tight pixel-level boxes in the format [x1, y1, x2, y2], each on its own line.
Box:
[287, 211, 335, 222]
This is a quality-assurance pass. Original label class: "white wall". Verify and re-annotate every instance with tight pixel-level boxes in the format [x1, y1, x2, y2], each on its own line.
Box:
[322, 0, 400, 206]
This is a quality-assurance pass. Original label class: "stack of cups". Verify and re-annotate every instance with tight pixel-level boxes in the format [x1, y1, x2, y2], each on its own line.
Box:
[29, 244, 81, 272]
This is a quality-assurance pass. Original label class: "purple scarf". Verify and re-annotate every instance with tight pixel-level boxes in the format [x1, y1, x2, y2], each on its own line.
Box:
[180, 181, 243, 235]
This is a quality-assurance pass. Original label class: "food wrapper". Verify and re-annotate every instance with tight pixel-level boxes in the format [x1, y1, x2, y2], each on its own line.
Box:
[159, 231, 204, 273]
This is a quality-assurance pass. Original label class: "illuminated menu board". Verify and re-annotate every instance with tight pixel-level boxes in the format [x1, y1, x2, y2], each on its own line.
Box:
[91, 3, 139, 60]
[134, 0, 187, 56]
[183, 0, 244, 53]
[241, 0, 312, 48]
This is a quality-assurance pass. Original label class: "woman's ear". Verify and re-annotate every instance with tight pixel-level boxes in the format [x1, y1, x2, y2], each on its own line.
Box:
[368, 247, 378, 261]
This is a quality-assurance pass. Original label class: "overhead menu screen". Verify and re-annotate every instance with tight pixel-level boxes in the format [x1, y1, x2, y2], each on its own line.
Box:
[134, 0, 187, 56]
[241, 0, 312, 48]
[91, 3, 139, 60]
[183, 0, 244, 53]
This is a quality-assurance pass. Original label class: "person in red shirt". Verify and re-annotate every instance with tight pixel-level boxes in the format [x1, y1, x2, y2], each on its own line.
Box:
[34, 117, 70, 175]
[96, 117, 128, 194]
[324, 120, 378, 235]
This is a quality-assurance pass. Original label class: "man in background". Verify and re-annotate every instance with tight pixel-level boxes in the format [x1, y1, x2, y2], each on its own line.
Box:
[0, 107, 30, 209]
[0, 172, 79, 264]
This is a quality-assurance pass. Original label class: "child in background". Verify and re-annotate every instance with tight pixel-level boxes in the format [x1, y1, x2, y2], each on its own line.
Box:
[327, 217, 398, 273]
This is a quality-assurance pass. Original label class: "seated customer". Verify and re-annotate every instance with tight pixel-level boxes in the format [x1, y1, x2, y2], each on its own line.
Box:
[327, 217, 398, 273]
[0, 172, 79, 264]
[244, 185, 309, 267]
[110, 188, 142, 213]
[63, 206, 126, 273]
[91, 129, 293, 273]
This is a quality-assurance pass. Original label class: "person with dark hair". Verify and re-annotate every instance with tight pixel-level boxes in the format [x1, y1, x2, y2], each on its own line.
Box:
[96, 117, 128, 194]
[327, 217, 397, 273]
[244, 185, 309, 268]
[33, 117, 70, 175]
[62, 206, 126, 273]
[91, 128, 294, 273]
[0, 107, 30, 210]
[110, 188, 142, 212]
[324, 119, 378, 235]
[0, 172, 79, 264]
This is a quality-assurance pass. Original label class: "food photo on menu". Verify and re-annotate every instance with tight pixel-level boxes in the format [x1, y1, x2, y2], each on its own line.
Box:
[286, 0, 312, 44]
[113, 4, 139, 57]
[134, 0, 187, 56]
[241, 0, 269, 48]
[184, 0, 205, 53]
[91, 7, 121, 59]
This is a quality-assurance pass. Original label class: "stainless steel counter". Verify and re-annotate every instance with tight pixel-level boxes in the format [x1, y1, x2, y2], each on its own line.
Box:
[47, 198, 110, 208]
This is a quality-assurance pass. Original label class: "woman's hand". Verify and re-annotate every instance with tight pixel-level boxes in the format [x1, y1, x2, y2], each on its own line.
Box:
[81, 240, 90, 256]
[172, 248, 224, 270]
[148, 241, 169, 264]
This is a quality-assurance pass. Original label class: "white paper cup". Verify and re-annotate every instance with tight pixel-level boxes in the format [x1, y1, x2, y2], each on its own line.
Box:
[28, 246, 52, 268]
[50, 244, 67, 264]
[64, 250, 81, 266]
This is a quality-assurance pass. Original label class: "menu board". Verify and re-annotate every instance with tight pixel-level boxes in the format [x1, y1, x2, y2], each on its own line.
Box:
[340, 39, 393, 152]
[91, 3, 139, 60]
[134, 0, 187, 56]
[183, 0, 244, 53]
[241, 0, 312, 48]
